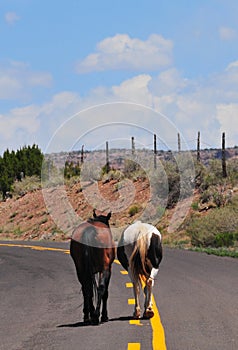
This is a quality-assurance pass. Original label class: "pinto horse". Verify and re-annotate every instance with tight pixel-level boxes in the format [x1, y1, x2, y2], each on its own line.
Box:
[70, 210, 115, 325]
[117, 221, 162, 319]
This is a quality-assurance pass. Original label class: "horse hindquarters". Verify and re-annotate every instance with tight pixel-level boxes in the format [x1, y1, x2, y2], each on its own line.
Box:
[70, 239, 96, 324]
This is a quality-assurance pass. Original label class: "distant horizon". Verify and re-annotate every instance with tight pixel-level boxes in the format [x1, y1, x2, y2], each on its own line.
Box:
[2, 140, 238, 157]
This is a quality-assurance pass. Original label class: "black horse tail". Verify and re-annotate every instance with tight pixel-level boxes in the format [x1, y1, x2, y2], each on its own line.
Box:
[81, 226, 98, 300]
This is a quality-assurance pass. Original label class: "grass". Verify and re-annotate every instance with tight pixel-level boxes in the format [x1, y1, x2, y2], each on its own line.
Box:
[190, 247, 238, 258]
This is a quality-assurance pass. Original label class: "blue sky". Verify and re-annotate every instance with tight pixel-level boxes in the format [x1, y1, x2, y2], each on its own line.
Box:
[0, 0, 238, 153]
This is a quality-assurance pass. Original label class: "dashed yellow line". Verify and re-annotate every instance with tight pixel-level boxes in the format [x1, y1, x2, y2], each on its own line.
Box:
[128, 298, 135, 305]
[129, 320, 143, 326]
[126, 282, 133, 288]
[114, 259, 121, 265]
[120, 270, 128, 275]
[128, 343, 140, 350]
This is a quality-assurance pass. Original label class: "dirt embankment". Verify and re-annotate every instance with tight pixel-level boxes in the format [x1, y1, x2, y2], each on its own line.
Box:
[0, 178, 152, 241]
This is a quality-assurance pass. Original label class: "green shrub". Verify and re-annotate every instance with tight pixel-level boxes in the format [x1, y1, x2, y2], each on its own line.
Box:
[185, 203, 238, 247]
[13, 175, 41, 196]
[128, 205, 139, 216]
[191, 201, 199, 210]
[214, 233, 235, 247]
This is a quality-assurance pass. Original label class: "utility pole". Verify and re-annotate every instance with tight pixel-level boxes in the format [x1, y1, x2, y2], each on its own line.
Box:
[178, 133, 181, 153]
[131, 136, 135, 155]
[197, 131, 200, 162]
[154, 134, 157, 169]
[106, 141, 110, 173]
[222, 132, 227, 178]
[81, 145, 84, 164]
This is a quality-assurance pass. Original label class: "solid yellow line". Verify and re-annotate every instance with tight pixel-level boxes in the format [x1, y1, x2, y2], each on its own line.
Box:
[128, 343, 140, 350]
[0, 243, 69, 254]
[150, 294, 167, 350]
[139, 278, 167, 350]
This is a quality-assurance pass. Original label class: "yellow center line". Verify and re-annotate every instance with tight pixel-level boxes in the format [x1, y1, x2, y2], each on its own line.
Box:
[0, 243, 70, 254]
[129, 320, 143, 326]
[126, 282, 133, 288]
[128, 343, 141, 350]
[114, 259, 121, 265]
[151, 294, 167, 350]
[140, 279, 167, 350]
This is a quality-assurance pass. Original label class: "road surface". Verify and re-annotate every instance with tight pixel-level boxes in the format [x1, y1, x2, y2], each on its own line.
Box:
[0, 241, 237, 349]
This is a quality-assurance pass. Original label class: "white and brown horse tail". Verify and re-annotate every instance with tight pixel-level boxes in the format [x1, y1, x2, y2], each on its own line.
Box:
[129, 232, 150, 284]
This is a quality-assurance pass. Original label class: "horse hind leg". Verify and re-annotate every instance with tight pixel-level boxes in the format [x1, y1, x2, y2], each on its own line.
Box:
[94, 270, 111, 324]
[132, 280, 141, 319]
[101, 288, 109, 322]
[143, 277, 154, 319]
[82, 280, 95, 324]
[101, 270, 112, 322]
[128, 268, 141, 319]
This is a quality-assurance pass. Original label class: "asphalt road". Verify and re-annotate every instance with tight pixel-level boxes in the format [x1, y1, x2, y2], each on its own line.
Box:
[0, 241, 237, 350]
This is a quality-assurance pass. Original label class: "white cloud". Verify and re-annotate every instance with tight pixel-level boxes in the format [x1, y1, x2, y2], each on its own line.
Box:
[112, 74, 152, 105]
[219, 26, 236, 41]
[1, 56, 238, 153]
[216, 103, 238, 145]
[5, 12, 20, 25]
[148, 68, 188, 95]
[76, 34, 173, 73]
[0, 61, 52, 101]
[226, 60, 238, 71]
[0, 105, 41, 152]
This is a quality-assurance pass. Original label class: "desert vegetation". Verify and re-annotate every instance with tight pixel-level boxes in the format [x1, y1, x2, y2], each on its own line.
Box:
[0, 145, 238, 257]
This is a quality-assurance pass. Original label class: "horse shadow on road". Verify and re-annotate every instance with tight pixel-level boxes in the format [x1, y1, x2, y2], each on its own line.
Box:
[57, 316, 134, 328]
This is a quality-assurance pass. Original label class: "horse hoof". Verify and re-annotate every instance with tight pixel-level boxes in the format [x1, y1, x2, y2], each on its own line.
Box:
[91, 317, 100, 326]
[143, 308, 154, 319]
[101, 316, 109, 323]
[133, 310, 141, 319]
[83, 317, 91, 325]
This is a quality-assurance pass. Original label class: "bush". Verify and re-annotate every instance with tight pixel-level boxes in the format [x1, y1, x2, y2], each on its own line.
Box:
[214, 233, 235, 247]
[128, 205, 139, 216]
[185, 203, 238, 247]
[13, 176, 41, 197]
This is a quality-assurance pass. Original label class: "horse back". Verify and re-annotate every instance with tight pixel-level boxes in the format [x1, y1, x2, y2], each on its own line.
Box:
[70, 221, 115, 273]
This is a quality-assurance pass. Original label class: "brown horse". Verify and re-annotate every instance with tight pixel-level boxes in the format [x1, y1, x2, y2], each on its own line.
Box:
[117, 221, 162, 319]
[70, 210, 115, 325]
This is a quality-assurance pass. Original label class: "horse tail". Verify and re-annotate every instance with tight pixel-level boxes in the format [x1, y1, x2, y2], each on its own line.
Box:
[129, 232, 149, 285]
[81, 226, 98, 300]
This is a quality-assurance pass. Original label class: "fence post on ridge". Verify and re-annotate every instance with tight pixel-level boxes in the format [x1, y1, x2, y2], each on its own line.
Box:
[178, 133, 181, 153]
[154, 134, 157, 169]
[222, 132, 227, 178]
[131, 136, 135, 155]
[106, 141, 110, 173]
[197, 131, 200, 162]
